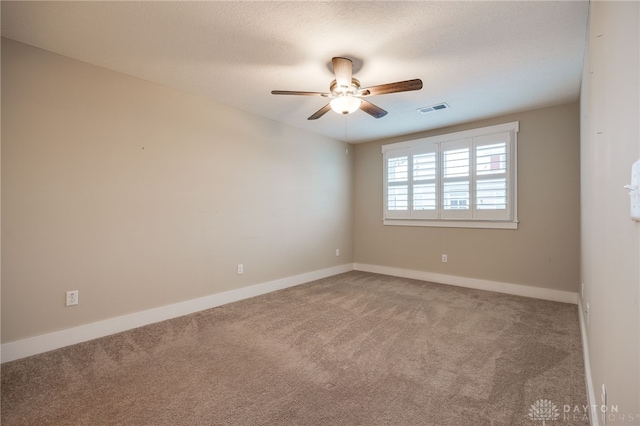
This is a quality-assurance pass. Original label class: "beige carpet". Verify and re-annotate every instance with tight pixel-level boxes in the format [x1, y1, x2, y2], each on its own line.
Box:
[1, 271, 588, 425]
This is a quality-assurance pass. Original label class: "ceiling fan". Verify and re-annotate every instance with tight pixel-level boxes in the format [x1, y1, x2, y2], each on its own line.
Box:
[271, 57, 423, 120]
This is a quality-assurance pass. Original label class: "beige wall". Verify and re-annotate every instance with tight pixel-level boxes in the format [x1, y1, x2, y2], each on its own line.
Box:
[580, 1, 640, 422]
[354, 102, 580, 292]
[1, 39, 353, 343]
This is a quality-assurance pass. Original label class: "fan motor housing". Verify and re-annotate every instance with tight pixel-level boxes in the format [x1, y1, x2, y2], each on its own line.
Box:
[330, 78, 361, 96]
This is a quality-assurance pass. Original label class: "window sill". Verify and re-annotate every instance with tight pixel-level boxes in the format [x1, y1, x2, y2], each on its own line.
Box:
[382, 219, 519, 229]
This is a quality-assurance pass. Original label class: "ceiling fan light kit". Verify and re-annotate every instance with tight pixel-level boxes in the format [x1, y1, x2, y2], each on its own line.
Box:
[271, 57, 422, 120]
[330, 95, 362, 114]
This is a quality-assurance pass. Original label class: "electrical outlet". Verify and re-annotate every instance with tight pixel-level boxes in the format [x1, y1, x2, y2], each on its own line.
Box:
[335, 249, 340, 257]
[442, 254, 448, 263]
[237, 264, 244, 275]
[585, 302, 590, 326]
[66, 290, 79, 306]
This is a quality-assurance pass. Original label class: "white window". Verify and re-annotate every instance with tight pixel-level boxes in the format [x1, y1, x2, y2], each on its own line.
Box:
[382, 122, 518, 229]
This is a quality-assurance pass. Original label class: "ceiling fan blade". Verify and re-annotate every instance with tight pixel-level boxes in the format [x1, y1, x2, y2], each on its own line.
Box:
[360, 99, 388, 119]
[360, 79, 423, 96]
[271, 90, 330, 97]
[332, 57, 353, 89]
[308, 104, 332, 120]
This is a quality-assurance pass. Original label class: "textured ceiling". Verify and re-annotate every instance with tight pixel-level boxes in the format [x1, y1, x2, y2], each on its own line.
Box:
[1, 1, 589, 144]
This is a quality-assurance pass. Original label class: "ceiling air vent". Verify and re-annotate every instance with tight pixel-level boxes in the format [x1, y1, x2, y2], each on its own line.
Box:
[417, 103, 450, 114]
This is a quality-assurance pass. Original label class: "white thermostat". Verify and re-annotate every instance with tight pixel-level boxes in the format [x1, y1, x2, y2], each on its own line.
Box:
[626, 159, 640, 222]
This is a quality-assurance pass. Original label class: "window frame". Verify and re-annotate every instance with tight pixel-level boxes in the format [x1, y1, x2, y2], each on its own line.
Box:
[382, 121, 519, 229]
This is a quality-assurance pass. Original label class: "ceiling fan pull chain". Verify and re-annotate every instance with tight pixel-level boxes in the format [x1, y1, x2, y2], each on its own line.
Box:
[344, 116, 348, 142]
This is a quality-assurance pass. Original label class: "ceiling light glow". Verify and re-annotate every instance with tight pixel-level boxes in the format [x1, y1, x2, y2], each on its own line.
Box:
[330, 96, 361, 115]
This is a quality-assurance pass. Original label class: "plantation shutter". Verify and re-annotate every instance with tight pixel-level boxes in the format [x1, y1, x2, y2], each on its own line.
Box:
[474, 132, 511, 220]
[441, 138, 472, 219]
[384, 147, 410, 219]
[381, 121, 518, 228]
[411, 145, 438, 219]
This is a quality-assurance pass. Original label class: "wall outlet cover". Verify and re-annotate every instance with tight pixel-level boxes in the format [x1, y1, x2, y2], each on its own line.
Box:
[66, 290, 79, 306]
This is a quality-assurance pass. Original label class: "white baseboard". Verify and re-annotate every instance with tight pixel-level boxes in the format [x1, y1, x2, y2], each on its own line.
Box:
[0, 264, 353, 363]
[578, 298, 598, 426]
[353, 263, 578, 304]
[2, 263, 580, 363]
